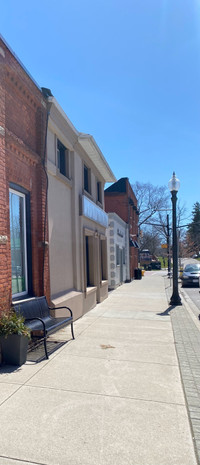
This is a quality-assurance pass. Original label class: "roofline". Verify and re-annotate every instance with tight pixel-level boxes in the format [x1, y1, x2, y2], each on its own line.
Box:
[78, 133, 116, 183]
[108, 211, 127, 227]
[0, 35, 116, 183]
[0, 34, 42, 92]
[47, 96, 79, 136]
[47, 98, 116, 182]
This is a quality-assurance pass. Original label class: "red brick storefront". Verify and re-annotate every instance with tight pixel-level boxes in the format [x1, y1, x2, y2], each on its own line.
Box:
[0, 37, 50, 312]
[105, 178, 139, 280]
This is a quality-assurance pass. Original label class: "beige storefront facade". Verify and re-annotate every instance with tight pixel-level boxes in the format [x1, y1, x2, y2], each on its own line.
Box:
[45, 93, 116, 321]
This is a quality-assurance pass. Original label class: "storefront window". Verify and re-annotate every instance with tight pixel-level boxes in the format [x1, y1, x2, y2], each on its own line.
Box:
[9, 189, 28, 297]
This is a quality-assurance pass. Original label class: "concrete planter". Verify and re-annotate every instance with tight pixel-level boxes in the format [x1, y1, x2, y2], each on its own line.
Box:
[0, 334, 29, 366]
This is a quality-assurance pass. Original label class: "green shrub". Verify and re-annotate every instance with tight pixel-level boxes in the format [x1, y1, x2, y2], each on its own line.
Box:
[0, 310, 30, 338]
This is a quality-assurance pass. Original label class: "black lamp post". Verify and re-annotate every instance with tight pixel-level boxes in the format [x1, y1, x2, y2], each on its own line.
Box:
[167, 213, 171, 278]
[168, 172, 182, 306]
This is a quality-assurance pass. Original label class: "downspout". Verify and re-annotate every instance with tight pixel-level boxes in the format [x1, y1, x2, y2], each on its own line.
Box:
[41, 90, 52, 294]
[41, 108, 50, 294]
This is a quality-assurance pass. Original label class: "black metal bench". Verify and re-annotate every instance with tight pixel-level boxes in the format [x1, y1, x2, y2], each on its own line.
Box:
[13, 296, 74, 359]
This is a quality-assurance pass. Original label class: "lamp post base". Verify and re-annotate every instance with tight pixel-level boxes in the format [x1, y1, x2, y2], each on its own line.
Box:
[170, 293, 182, 306]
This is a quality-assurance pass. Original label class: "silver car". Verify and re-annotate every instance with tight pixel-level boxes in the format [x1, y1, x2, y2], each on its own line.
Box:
[181, 263, 200, 287]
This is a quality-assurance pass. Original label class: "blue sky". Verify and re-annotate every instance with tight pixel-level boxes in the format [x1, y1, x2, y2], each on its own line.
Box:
[1, 0, 200, 221]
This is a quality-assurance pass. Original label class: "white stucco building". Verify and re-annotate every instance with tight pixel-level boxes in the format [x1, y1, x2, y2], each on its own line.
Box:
[107, 212, 129, 289]
[45, 91, 116, 320]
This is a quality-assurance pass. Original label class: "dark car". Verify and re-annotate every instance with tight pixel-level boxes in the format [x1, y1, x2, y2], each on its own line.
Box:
[181, 263, 200, 287]
[151, 261, 161, 270]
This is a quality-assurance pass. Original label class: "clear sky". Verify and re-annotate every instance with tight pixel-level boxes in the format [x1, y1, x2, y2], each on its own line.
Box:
[1, 0, 200, 221]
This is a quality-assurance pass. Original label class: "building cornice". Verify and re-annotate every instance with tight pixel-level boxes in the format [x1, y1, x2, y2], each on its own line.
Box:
[47, 97, 116, 183]
[78, 134, 116, 183]
[47, 97, 79, 137]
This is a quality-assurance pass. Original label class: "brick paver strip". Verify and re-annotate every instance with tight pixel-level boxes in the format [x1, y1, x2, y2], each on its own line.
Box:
[165, 279, 200, 464]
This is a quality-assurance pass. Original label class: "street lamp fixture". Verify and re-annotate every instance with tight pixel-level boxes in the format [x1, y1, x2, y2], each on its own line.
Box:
[168, 172, 182, 306]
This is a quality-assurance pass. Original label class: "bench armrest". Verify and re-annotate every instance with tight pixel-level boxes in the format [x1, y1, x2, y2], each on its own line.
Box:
[48, 306, 73, 319]
[25, 317, 46, 333]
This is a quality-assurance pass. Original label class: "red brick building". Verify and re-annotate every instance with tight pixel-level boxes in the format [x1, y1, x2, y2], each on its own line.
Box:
[0, 37, 50, 312]
[105, 178, 139, 280]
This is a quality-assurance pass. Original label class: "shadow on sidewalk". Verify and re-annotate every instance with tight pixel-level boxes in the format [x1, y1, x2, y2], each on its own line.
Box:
[0, 364, 21, 374]
[0, 340, 68, 371]
[157, 305, 176, 317]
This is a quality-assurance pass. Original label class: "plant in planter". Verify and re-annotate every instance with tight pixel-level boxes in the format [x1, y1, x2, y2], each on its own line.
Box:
[0, 310, 30, 366]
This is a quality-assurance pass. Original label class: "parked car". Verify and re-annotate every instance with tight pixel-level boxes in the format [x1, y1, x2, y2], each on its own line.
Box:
[181, 263, 200, 287]
[151, 261, 161, 270]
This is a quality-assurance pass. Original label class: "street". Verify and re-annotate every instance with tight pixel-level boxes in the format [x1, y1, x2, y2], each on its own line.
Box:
[181, 286, 200, 312]
[179, 257, 200, 317]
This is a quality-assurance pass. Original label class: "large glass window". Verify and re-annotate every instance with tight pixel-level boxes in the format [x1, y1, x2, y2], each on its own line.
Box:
[9, 189, 28, 297]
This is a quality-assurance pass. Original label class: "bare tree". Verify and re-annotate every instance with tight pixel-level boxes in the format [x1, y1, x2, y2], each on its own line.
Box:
[139, 230, 161, 256]
[150, 201, 186, 242]
[132, 181, 170, 227]
[133, 182, 187, 265]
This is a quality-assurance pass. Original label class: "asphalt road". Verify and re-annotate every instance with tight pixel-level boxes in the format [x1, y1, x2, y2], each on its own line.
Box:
[181, 257, 199, 267]
[182, 286, 200, 311]
[180, 257, 200, 313]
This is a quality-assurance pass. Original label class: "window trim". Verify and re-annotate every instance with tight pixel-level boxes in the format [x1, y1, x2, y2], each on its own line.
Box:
[97, 180, 102, 205]
[84, 228, 96, 292]
[9, 188, 28, 298]
[57, 138, 70, 179]
[9, 183, 32, 299]
[83, 163, 91, 195]
[100, 235, 107, 282]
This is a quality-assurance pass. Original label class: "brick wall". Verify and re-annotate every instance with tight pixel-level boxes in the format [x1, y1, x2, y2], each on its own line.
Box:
[105, 193, 129, 223]
[0, 44, 10, 311]
[0, 38, 50, 313]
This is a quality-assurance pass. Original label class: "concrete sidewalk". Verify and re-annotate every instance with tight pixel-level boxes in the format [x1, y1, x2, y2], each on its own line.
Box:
[0, 271, 197, 465]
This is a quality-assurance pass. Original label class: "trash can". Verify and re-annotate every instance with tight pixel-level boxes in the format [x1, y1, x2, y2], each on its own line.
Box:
[138, 268, 142, 279]
[134, 268, 142, 280]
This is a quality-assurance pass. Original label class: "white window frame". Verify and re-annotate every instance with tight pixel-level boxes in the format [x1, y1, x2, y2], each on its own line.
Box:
[9, 188, 28, 298]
